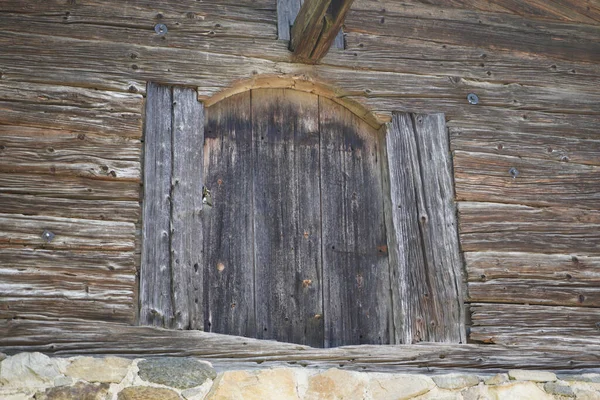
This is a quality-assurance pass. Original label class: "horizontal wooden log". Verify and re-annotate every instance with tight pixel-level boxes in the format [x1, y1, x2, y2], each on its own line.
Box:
[0, 214, 135, 251]
[470, 303, 600, 345]
[454, 151, 600, 209]
[0, 126, 141, 180]
[0, 173, 140, 201]
[450, 128, 600, 166]
[458, 202, 600, 254]
[0, 299, 135, 323]
[465, 252, 600, 283]
[1, 318, 599, 371]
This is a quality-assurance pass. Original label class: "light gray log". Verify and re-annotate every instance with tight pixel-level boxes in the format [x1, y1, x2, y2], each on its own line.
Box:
[384, 113, 465, 344]
[170, 87, 204, 330]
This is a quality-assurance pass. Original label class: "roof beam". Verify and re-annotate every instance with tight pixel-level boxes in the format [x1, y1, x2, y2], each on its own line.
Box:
[289, 0, 354, 64]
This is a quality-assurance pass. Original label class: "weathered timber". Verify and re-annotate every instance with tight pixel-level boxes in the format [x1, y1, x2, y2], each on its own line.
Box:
[0, 173, 140, 201]
[470, 303, 600, 345]
[170, 87, 204, 330]
[2, 318, 600, 371]
[458, 202, 600, 254]
[0, 214, 135, 251]
[320, 97, 391, 346]
[450, 127, 600, 166]
[454, 151, 600, 209]
[289, 0, 332, 62]
[0, 126, 141, 180]
[0, 299, 135, 323]
[384, 114, 465, 344]
[465, 252, 600, 283]
[139, 83, 174, 328]
[278, 0, 344, 47]
[252, 89, 323, 347]
[202, 91, 255, 338]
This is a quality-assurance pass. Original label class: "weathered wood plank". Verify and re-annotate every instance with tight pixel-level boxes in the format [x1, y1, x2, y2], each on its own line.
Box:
[454, 151, 600, 209]
[290, 0, 332, 62]
[458, 202, 600, 254]
[320, 96, 391, 347]
[202, 91, 255, 338]
[0, 126, 141, 180]
[170, 87, 204, 330]
[450, 128, 600, 167]
[252, 89, 323, 347]
[0, 194, 139, 222]
[0, 214, 135, 251]
[465, 252, 600, 283]
[2, 319, 600, 371]
[278, 0, 344, 47]
[384, 114, 465, 344]
[470, 303, 600, 345]
[0, 299, 134, 323]
[0, 173, 140, 201]
[308, 0, 354, 61]
[139, 82, 173, 328]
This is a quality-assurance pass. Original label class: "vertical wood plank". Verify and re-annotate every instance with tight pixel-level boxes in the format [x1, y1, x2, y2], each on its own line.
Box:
[385, 113, 465, 344]
[277, 0, 344, 48]
[171, 87, 204, 330]
[140, 82, 173, 327]
[320, 96, 391, 347]
[252, 89, 323, 347]
[202, 92, 256, 337]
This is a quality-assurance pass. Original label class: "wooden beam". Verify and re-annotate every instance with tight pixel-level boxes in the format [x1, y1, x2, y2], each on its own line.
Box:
[290, 0, 354, 63]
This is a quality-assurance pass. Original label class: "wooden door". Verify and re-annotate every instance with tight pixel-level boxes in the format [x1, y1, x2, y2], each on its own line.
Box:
[202, 89, 391, 347]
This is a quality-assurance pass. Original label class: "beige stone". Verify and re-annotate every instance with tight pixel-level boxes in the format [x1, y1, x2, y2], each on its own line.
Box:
[117, 386, 181, 400]
[207, 368, 299, 400]
[432, 374, 480, 390]
[488, 381, 553, 400]
[35, 382, 110, 400]
[65, 356, 131, 383]
[508, 370, 557, 382]
[412, 387, 461, 400]
[0, 389, 35, 400]
[462, 383, 493, 400]
[0, 353, 62, 389]
[367, 374, 435, 400]
[484, 374, 509, 386]
[304, 369, 367, 400]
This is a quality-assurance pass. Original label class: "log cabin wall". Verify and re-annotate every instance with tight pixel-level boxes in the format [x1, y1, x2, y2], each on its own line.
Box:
[0, 0, 599, 357]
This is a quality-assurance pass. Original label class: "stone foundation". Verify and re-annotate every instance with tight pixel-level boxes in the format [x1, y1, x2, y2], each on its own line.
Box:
[1, 353, 599, 399]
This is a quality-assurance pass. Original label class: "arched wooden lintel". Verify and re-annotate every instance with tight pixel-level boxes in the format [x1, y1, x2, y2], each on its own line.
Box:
[197, 75, 388, 130]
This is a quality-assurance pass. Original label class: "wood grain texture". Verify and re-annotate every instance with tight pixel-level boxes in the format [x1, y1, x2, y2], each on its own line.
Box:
[252, 89, 323, 347]
[458, 202, 600, 254]
[170, 87, 204, 330]
[290, 0, 332, 62]
[202, 91, 256, 338]
[2, 318, 600, 371]
[139, 82, 173, 328]
[470, 303, 600, 345]
[384, 114, 465, 344]
[454, 151, 600, 209]
[278, 0, 344, 46]
[320, 97, 391, 347]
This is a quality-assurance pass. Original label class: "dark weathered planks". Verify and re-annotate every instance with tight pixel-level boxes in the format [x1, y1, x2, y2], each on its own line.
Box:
[0, 125, 141, 180]
[470, 303, 600, 345]
[202, 91, 256, 338]
[320, 97, 391, 347]
[2, 318, 600, 371]
[139, 82, 173, 328]
[278, 0, 344, 47]
[170, 87, 204, 330]
[454, 151, 600, 209]
[0, 214, 135, 251]
[252, 89, 323, 347]
[384, 114, 465, 344]
[458, 202, 600, 254]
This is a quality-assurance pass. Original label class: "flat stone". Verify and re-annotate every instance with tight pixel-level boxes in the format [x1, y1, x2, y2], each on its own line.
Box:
[207, 369, 299, 400]
[432, 374, 480, 390]
[412, 387, 461, 400]
[572, 389, 600, 400]
[484, 373, 509, 386]
[53, 376, 73, 387]
[508, 370, 557, 382]
[305, 369, 366, 400]
[35, 382, 109, 400]
[65, 356, 131, 384]
[0, 389, 35, 400]
[0, 353, 62, 389]
[182, 382, 212, 400]
[544, 381, 575, 397]
[461, 384, 492, 400]
[118, 386, 181, 400]
[488, 382, 553, 400]
[367, 374, 435, 400]
[560, 374, 600, 383]
[138, 358, 216, 389]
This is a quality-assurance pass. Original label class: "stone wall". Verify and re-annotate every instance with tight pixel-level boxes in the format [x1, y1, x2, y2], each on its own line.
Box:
[1, 353, 599, 399]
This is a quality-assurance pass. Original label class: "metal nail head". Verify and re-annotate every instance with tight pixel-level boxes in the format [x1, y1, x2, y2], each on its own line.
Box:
[154, 23, 168, 35]
[509, 167, 519, 179]
[467, 93, 479, 105]
[42, 230, 55, 243]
